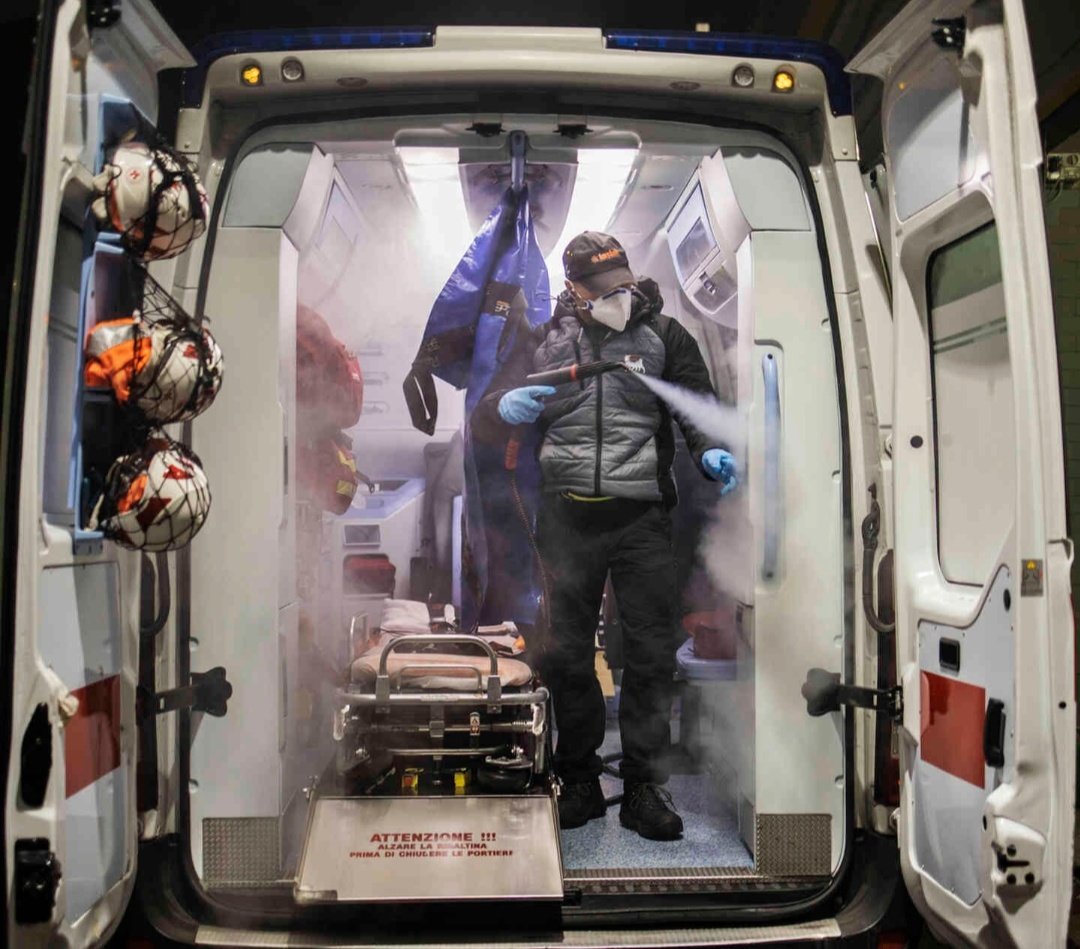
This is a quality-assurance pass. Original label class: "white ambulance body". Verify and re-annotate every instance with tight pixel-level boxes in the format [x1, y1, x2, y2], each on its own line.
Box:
[2, 0, 1073, 946]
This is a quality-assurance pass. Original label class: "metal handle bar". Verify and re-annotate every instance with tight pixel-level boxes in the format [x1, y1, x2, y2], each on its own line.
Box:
[375, 635, 502, 704]
[762, 352, 781, 580]
[376, 635, 499, 677]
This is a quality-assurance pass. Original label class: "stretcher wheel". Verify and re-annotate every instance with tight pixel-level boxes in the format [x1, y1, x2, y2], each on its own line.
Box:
[477, 755, 533, 792]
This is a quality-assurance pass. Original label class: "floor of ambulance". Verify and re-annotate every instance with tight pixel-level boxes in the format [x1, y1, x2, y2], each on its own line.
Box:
[558, 721, 754, 871]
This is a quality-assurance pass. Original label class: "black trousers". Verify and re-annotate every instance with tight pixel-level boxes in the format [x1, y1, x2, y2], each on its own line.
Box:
[537, 495, 678, 786]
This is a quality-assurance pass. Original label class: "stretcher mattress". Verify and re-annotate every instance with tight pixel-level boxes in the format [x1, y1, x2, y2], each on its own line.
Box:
[349, 639, 533, 691]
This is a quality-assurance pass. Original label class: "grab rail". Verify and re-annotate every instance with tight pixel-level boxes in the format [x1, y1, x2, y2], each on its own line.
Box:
[762, 352, 781, 580]
[375, 634, 501, 704]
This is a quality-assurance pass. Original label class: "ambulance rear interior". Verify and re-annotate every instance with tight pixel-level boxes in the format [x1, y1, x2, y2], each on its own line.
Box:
[188, 113, 846, 878]
[157, 42, 858, 917]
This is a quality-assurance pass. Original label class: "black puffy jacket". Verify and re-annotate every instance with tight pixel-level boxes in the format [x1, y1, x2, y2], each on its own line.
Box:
[472, 279, 718, 507]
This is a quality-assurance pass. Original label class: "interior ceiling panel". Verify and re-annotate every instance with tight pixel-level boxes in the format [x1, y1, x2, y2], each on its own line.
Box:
[610, 154, 700, 251]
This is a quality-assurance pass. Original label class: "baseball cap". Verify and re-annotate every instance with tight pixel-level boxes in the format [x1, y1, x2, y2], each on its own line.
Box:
[562, 231, 635, 295]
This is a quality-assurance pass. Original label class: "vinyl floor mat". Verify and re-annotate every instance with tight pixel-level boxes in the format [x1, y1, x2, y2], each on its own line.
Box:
[558, 726, 753, 871]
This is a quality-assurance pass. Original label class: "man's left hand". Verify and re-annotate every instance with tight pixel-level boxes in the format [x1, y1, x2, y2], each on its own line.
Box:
[703, 448, 738, 495]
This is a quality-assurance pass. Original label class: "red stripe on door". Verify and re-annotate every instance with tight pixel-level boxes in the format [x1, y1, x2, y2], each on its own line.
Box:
[65, 674, 121, 797]
[920, 671, 986, 788]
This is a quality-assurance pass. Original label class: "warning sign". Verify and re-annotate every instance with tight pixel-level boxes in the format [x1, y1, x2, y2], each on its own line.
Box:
[296, 796, 562, 902]
[350, 830, 513, 860]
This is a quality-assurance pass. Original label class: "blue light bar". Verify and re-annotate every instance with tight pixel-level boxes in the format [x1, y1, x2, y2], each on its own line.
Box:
[604, 30, 852, 117]
[181, 27, 435, 109]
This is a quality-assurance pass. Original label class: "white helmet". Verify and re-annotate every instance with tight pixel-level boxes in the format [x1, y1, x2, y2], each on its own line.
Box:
[92, 141, 209, 261]
[89, 436, 212, 552]
[84, 272, 224, 423]
[132, 318, 224, 422]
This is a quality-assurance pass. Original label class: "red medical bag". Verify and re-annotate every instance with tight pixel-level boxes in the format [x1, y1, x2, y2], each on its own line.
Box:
[343, 554, 396, 596]
[296, 304, 363, 431]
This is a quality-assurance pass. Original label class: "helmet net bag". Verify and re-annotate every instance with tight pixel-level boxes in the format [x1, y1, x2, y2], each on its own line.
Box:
[88, 431, 212, 552]
[92, 113, 209, 262]
[127, 271, 224, 423]
[84, 269, 224, 425]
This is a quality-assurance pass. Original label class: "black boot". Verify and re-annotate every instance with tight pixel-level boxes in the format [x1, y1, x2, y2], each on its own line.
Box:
[558, 779, 607, 829]
[619, 783, 683, 840]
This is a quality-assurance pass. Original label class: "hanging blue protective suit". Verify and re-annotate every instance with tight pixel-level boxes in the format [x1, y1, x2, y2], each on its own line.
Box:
[403, 186, 549, 629]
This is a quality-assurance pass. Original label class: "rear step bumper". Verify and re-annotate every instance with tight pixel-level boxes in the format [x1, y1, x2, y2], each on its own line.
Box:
[191, 918, 843, 946]
[125, 833, 902, 947]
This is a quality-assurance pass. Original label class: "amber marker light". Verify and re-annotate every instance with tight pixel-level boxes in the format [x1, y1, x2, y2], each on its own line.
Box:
[772, 68, 795, 93]
[241, 63, 263, 86]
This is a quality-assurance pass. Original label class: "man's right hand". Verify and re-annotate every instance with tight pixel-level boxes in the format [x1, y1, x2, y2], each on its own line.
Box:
[498, 386, 557, 425]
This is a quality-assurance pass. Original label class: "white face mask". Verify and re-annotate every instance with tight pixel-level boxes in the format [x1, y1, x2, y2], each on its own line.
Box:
[586, 287, 633, 332]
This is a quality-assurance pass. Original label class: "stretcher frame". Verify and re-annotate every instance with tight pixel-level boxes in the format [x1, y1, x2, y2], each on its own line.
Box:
[333, 633, 550, 783]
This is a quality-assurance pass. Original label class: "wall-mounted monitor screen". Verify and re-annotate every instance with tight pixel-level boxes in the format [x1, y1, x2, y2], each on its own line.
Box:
[677, 217, 715, 281]
[670, 183, 718, 283]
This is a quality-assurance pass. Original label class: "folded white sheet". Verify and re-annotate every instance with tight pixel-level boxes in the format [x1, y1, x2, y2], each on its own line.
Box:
[377, 598, 433, 634]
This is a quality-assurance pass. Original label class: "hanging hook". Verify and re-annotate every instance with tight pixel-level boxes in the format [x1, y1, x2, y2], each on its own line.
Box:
[509, 130, 527, 193]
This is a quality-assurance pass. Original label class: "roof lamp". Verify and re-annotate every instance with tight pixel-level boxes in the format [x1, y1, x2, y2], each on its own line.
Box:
[732, 63, 755, 88]
[773, 68, 795, 93]
[604, 31, 850, 115]
[183, 28, 434, 108]
[730, 63, 756, 89]
[240, 63, 262, 86]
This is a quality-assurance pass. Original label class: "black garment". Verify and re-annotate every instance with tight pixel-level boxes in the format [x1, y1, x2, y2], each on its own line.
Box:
[538, 495, 678, 786]
[467, 277, 720, 790]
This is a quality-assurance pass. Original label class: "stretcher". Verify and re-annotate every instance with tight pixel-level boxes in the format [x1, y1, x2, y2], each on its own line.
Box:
[333, 624, 550, 796]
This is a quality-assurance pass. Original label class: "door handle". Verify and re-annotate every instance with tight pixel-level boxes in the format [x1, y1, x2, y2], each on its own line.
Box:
[984, 697, 1005, 768]
[762, 352, 780, 579]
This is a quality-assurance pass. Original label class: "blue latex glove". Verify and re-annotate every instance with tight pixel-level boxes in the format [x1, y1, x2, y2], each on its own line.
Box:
[702, 448, 738, 495]
[498, 385, 557, 425]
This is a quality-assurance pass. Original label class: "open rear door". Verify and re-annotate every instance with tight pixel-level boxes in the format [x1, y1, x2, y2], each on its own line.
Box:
[849, 0, 1075, 944]
[4, 2, 193, 947]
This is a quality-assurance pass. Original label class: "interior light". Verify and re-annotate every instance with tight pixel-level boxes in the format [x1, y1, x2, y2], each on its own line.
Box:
[732, 64, 755, 88]
[398, 147, 474, 256]
[398, 145, 637, 299]
[694, 22, 711, 32]
[240, 63, 263, 87]
[772, 69, 795, 93]
[281, 59, 304, 82]
[544, 148, 637, 290]
[400, 147, 461, 182]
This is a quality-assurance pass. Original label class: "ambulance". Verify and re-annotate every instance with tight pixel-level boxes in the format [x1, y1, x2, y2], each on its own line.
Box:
[2, 0, 1074, 945]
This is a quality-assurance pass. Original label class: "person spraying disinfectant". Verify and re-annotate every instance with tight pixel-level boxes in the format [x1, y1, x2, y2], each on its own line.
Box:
[470, 231, 737, 841]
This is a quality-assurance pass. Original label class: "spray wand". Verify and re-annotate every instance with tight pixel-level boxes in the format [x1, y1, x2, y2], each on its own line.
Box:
[524, 354, 645, 387]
